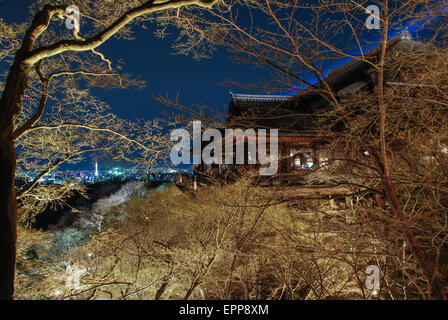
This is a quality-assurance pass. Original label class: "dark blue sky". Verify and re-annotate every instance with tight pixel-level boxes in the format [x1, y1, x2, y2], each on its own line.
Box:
[1, 1, 438, 121]
[0, 0, 271, 121]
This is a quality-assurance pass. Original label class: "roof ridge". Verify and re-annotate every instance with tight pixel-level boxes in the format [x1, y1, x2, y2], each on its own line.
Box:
[230, 92, 292, 102]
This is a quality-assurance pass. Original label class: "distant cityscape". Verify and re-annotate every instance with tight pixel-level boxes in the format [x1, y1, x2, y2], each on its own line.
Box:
[16, 162, 192, 185]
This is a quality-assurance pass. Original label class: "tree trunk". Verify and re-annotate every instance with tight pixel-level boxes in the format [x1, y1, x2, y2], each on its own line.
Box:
[0, 137, 17, 300]
[0, 61, 31, 300]
[383, 177, 447, 300]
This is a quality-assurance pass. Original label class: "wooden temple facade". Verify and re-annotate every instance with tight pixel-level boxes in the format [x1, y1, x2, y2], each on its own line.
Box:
[223, 92, 329, 186]
[194, 30, 423, 195]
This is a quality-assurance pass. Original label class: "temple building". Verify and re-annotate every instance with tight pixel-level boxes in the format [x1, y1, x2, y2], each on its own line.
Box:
[195, 30, 424, 195]
[224, 92, 328, 185]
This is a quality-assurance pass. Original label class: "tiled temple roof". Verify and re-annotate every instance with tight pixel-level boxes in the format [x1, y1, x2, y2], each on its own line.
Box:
[227, 32, 424, 134]
[230, 92, 292, 103]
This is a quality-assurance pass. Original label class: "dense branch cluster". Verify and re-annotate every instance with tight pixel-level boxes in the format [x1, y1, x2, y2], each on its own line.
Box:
[1, 0, 448, 300]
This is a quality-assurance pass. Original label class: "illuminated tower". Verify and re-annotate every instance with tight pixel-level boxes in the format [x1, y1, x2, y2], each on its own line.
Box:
[94, 162, 99, 177]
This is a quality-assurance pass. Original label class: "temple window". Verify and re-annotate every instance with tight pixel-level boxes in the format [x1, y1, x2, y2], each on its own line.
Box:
[290, 149, 314, 170]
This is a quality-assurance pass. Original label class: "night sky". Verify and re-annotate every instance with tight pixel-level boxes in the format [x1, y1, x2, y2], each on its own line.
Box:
[0, 0, 271, 122]
[1, 1, 438, 121]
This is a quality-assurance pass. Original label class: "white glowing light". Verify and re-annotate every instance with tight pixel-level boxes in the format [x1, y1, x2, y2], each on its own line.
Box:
[94, 162, 99, 177]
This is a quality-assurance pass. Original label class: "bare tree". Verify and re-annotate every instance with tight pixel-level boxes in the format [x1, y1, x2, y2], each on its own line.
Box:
[154, 0, 447, 299]
[0, 0, 218, 300]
